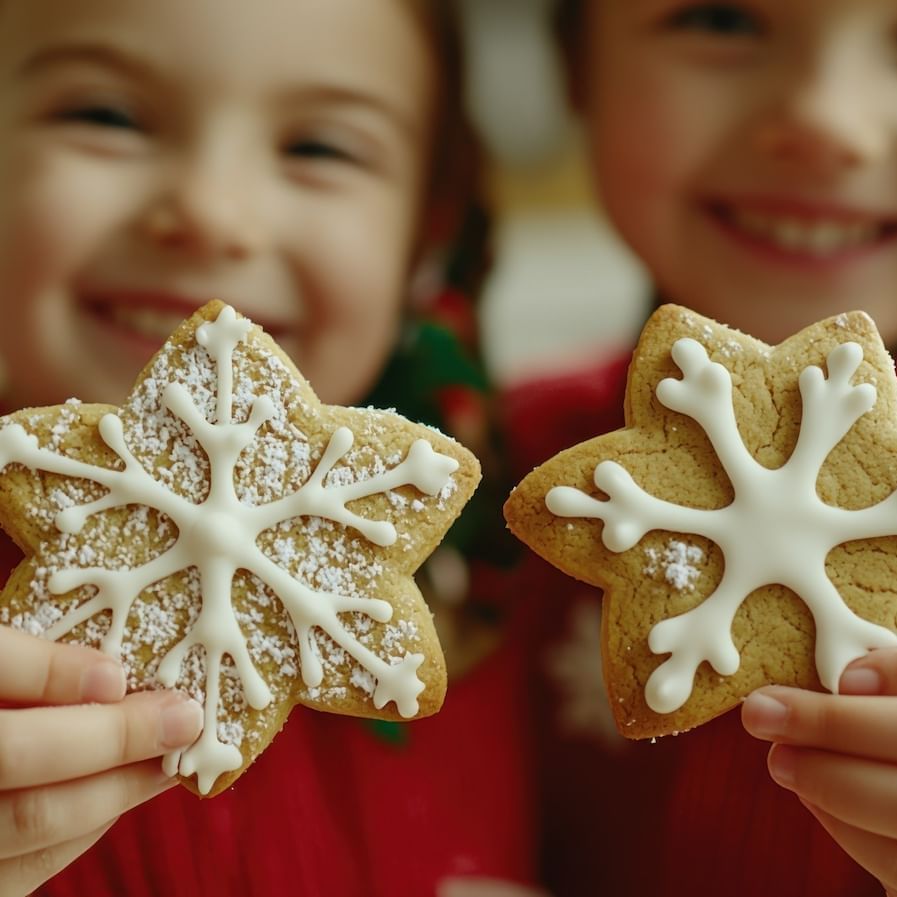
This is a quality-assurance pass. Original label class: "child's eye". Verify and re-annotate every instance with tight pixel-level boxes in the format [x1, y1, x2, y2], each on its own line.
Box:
[666, 3, 764, 37]
[284, 138, 354, 163]
[55, 103, 141, 131]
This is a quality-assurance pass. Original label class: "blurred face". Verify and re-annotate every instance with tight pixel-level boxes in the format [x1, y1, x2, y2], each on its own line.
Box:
[583, 0, 897, 345]
[0, 0, 437, 407]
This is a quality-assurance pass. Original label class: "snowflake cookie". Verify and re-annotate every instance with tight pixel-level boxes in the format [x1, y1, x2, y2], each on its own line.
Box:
[0, 301, 480, 794]
[504, 304, 897, 739]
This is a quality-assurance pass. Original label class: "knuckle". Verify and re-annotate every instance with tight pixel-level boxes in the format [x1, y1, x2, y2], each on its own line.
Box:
[36, 649, 58, 705]
[813, 696, 840, 739]
[115, 692, 163, 762]
[0, 724, 24, 789]
[797, 692, 842, 744]
[10, 787, 56, 844]
[113, 704, 136, 763]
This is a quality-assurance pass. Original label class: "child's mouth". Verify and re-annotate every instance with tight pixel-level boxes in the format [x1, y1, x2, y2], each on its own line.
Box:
[707, 201, 897, 262]
[88, 301, 189, 342]
[79, 294, 203, 354]
[79, 291, 294, 349]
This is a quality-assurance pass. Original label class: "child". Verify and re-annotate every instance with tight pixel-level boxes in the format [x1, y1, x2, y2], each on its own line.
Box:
[549, 0, 897, 894]
[0, 1, 551, 895]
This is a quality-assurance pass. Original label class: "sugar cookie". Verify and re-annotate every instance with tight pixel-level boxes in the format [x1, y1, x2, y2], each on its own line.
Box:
[505, 304, 897, 738]
[0, 301, 480, 793]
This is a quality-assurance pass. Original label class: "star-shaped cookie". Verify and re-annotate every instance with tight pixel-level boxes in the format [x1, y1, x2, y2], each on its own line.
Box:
[505, 304, 897, 738]
[0, 301, 480, 794]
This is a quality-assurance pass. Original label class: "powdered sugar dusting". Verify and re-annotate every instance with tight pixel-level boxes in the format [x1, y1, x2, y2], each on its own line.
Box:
[644, 540, 704, 591]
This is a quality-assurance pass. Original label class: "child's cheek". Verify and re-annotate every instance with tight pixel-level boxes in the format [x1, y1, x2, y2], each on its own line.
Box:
[588, 81, 682, 261]
[298, 187, 410, 317]
[288, 197, 408, 405]
[589, 54, 730, 283]
[0, 143, 139, 293]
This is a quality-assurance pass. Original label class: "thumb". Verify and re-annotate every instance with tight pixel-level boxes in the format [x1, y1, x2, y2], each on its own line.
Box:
[838, 647, 897, 696]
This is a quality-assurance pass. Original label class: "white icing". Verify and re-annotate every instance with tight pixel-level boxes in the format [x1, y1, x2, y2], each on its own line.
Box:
[0, 305, 460, 793]
[546, 337, 897, 714]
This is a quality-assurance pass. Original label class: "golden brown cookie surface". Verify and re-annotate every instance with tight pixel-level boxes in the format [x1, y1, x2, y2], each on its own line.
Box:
[0, 301, 480, 794]
[505, 304, 897, 738]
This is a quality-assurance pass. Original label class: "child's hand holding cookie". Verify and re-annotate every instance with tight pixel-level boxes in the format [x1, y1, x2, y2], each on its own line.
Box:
[743, 648, 897, 896]
[0, 626, 201, 895]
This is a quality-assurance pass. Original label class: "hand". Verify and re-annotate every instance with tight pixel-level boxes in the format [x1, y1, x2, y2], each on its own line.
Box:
[742, 648, 897, 893]
[0, 626, 203, 896]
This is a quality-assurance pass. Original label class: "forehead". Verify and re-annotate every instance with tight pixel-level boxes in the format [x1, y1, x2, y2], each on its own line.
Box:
[0, 0, 436, 110]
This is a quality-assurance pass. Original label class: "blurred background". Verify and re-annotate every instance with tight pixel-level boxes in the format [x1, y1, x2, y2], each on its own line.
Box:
[453, 0, 652, 390]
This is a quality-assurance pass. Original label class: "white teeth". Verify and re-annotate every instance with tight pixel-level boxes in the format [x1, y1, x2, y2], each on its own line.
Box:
[108, 306, 186, 340]
[730, 211, 881, 256]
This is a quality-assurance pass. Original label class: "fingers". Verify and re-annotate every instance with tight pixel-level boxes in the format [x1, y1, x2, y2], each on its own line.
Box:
[0, 819, 116, 897]
[0, 629, 199, 894]
[741, 687, 897, 763]
[766, 744, 897, 838]
[797, 799, 897, 893]
[0, 690, 203, 789]
[0, 759, 175, 862]
[0, 627, 125, 706]
[741, 661, 897, 892]
[838, 647, 897, 696]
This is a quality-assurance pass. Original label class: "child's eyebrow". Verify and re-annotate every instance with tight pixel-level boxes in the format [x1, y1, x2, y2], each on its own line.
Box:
[14, 43, 156, 83]
[274, 85, 423, 141]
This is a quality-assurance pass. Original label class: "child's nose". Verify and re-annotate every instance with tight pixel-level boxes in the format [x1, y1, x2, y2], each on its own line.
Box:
[141, 156, 266, 260]
[752, 57, 890, 177]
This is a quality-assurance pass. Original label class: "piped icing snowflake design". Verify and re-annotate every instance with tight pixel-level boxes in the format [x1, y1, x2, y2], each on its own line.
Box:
[0, 303, 473, 794]
[546, 332, 897, 715]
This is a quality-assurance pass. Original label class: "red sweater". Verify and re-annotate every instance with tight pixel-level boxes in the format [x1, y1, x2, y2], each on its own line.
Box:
[18, 354, 880, 896]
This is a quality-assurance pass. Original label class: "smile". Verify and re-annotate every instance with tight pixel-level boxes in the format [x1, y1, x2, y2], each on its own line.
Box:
[78, 292, 208, 352]
[708, 201, 897, 262]
[79, 290, 295, 349]
[93, 302, 190, 341]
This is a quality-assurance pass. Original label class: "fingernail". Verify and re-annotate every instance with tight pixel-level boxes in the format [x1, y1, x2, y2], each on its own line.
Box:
[769, 745, 796, 788]
[743, 691, 790, 738]
[839, 666, 882, 695]
[80, 659, 126, 703]
[159, 695, 203, 749]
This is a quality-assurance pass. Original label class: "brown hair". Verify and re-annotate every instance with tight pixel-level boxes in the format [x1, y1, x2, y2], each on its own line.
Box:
[410, 1, 485, 268]
[553, 0, 588, 109]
